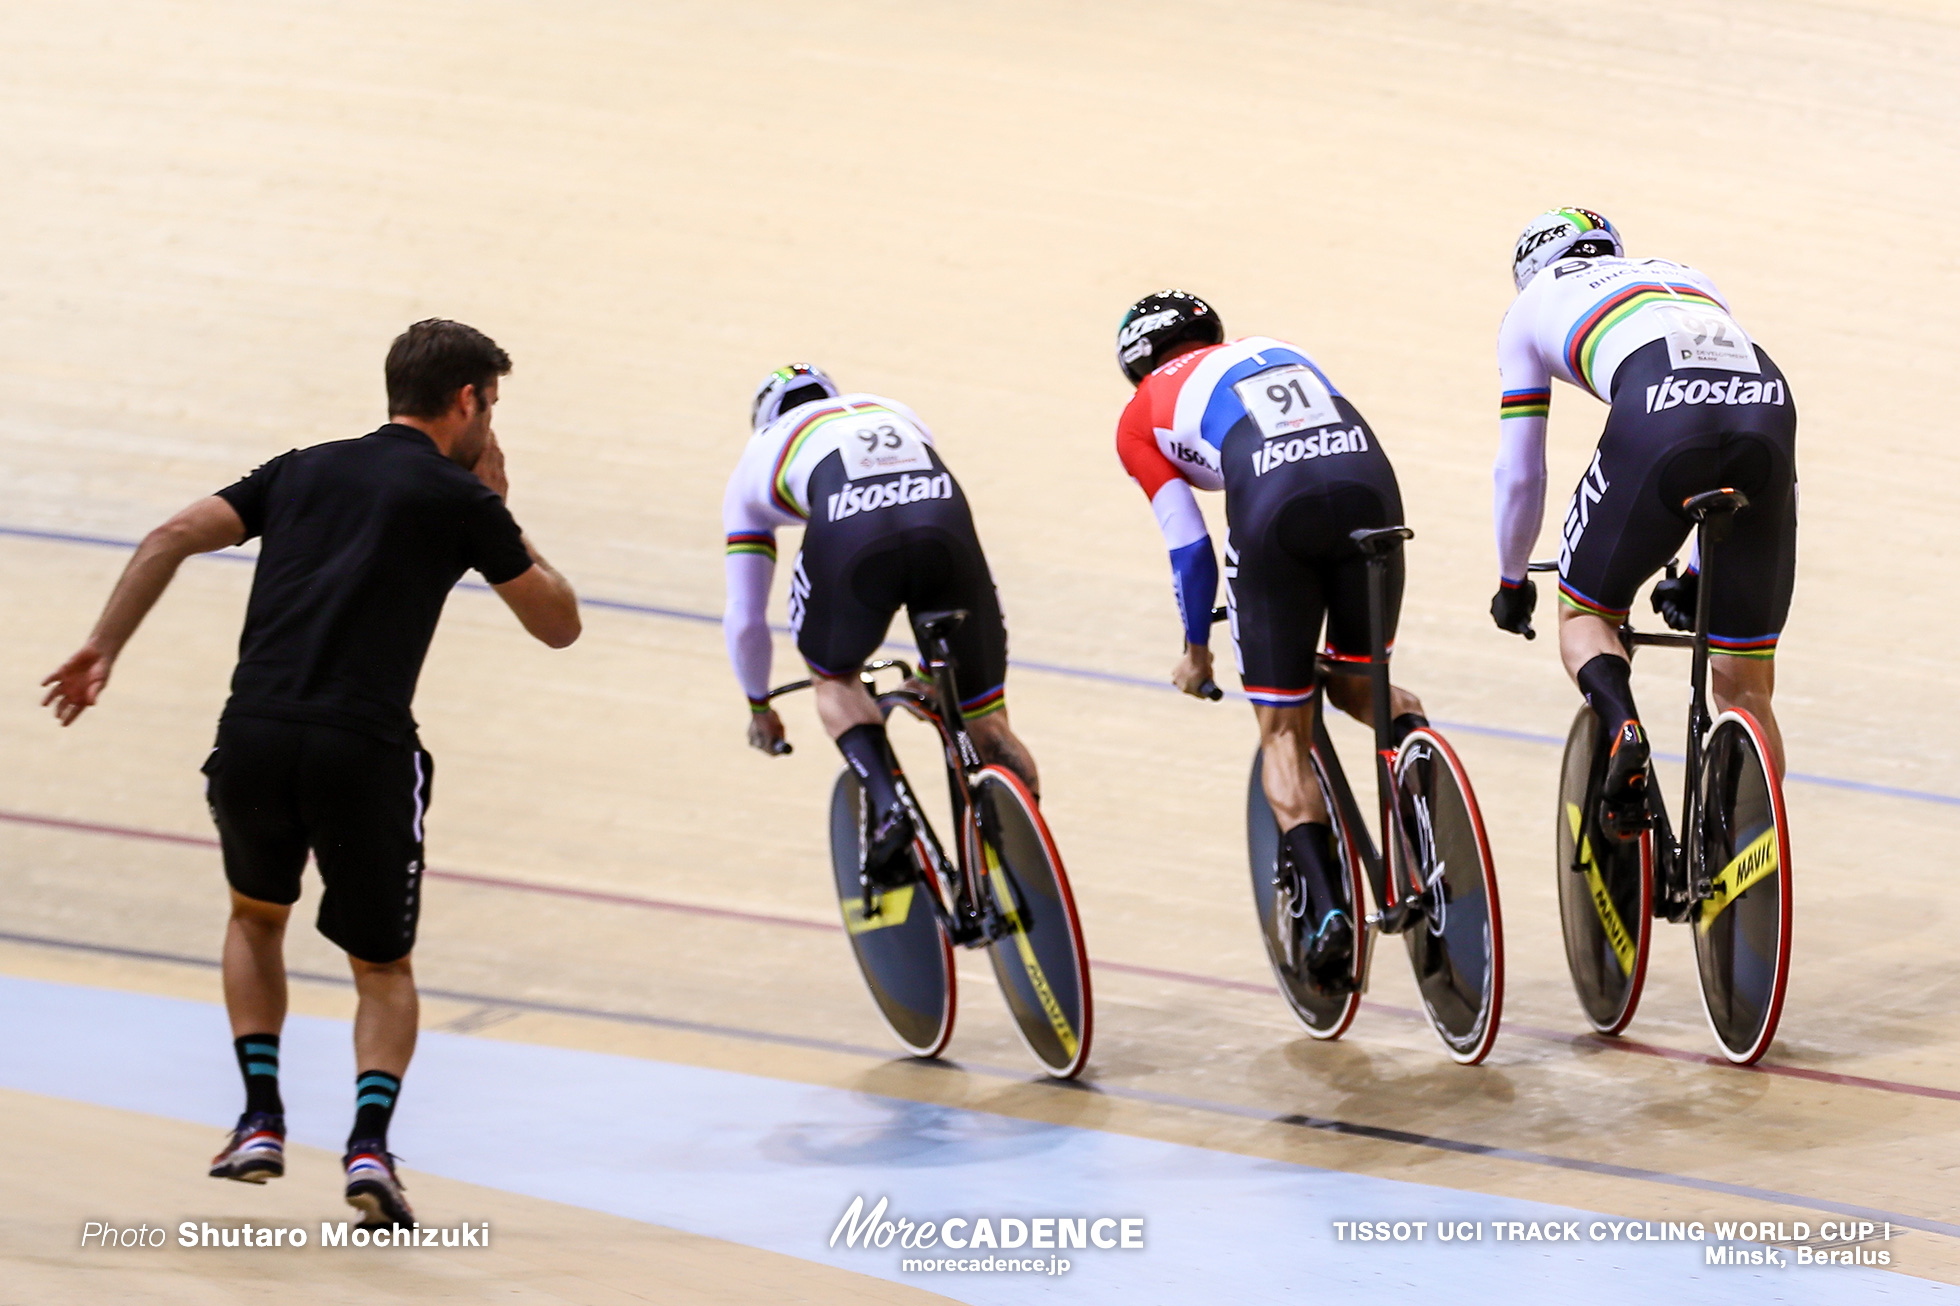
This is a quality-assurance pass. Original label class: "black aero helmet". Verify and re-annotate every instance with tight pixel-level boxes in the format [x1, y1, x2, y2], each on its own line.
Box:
[1116, 290, 1224, 384]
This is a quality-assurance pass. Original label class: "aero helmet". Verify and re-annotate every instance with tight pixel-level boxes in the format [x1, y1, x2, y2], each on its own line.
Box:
[1511, 207, 1623, 291]
[750, 363, 840, 430]
[1116, 290, 1224, 384]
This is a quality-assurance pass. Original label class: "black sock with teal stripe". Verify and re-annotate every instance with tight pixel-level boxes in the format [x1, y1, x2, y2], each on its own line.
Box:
[349, 1070, 402, 1150]
[234, 1034, 284, 1117]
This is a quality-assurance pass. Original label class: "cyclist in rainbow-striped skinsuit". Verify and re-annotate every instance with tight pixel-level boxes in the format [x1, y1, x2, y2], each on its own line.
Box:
[1489, 207, 1798, 836]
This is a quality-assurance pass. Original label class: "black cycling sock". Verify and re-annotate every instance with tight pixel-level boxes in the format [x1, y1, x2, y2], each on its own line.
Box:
[1282, 822, 1341, 921]
[1391, 712, 1429, 747]
[233, 1033, 284, 1117]
[837, 723, 904, 817]
[348, 1070, 402, 1151]
[1576, 654, 1640, 734]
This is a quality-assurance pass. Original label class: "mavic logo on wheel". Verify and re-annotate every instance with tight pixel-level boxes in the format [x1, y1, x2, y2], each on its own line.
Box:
[1251, 425, 1369, 477]
[841, 885, 916, 934]
[1558, 452, 1610, 572]
[827, 472, 952, 522]
[1567, 803, 1637, 975]
[1699, 828, 1778, 929]
[1644, 374, 1786, 413]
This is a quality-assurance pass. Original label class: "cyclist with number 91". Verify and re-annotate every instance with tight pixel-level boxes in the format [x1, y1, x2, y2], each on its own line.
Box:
[723, 365, 1041, 888]
[1489, 208, 1798, 836]
[1112, 292, 1427, 988]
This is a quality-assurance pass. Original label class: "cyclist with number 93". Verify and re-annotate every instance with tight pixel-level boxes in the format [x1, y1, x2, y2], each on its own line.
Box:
[1112, 292, 1428, 989]
[723, 365, 1040, 888]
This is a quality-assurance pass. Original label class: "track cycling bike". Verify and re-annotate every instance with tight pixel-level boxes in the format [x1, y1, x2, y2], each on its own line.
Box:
[768, 609, 1093, 1079]
[1207, 527, 1504, 1064]
[1530, 487, 1792, 1065]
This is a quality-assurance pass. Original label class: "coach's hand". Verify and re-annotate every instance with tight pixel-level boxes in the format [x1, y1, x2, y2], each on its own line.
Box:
[1490, 579, 1537, 640]
[1651, 571, 1697, 632]
[748, 707, 791, 756]
[473, 429, 509, 501]
[42, 643, 115, 726]
[1173, 643, 1221, 699]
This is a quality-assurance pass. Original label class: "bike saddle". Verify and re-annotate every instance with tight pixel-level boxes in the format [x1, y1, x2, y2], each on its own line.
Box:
[912, 609, 968, 642]
[1681, 487, 1750, 520]
[1348, 525, 1415, 556]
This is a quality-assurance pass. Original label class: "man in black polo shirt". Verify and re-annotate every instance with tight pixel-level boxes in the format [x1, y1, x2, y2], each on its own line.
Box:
[42, 319, 579, 1227]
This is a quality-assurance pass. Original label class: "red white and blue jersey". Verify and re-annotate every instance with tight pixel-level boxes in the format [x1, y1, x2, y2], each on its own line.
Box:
[1115, 337, 1349, 653]
[1116, 336, 1345, 506]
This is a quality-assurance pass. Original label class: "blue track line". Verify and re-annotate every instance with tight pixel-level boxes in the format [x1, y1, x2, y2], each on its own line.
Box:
[7, 522, 1953, 810]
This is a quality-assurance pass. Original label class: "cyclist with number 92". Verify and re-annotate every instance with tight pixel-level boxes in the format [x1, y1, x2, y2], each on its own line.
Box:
[723, 365, 1040, 887]
[1489, 208, 1798, 835]
[1112, 292, 1428, 989]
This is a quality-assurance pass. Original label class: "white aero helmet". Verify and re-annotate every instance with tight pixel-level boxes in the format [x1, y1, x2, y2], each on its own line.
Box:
[1512, 207, 1623, 291]
[750, 363, 840, 430]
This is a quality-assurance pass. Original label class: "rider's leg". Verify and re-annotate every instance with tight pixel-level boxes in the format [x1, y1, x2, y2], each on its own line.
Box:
[814, 674, 912, 863]
[1711, 654, 1783, 777]
[968, 709, 1040, 800]
[1255, 702, 1341, 915]
[1560, 606, 1651, 836]
[1321, 672, 1427, 743]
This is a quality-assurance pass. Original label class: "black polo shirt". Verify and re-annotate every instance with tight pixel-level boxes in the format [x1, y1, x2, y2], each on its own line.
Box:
[214, 423, 533, 745]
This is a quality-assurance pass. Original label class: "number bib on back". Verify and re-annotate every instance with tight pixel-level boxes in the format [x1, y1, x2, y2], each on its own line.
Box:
[1657, 304, 1759, 373]
[832, 414, 935, 479]
[1233, 364, 1343, 439]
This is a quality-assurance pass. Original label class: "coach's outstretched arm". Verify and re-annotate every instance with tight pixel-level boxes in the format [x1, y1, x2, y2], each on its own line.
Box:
[41, 495, 248, 725]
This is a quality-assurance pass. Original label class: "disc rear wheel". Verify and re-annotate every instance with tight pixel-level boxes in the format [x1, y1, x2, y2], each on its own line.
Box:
[1554, 707, 1653, 1035]
[1692, 710, 1792, 1065]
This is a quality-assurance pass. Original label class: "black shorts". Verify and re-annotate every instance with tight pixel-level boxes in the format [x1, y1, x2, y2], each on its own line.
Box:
[792, 451, 1009, 717]
[1220, 402, 1405, 706]
[1558, 340, 1797, 656]
[203, 715, 432, 964]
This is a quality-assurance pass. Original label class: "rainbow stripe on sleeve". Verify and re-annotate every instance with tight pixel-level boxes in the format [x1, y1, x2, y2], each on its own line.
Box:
[768, 403, 851, 518]
[1501, 389, 1551, 419]
[725, 531, 777, 560]
[1563, 283, 1722, 397]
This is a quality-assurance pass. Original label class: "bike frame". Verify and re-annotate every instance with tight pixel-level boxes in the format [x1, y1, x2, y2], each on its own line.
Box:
[856, 644, 1011, 948]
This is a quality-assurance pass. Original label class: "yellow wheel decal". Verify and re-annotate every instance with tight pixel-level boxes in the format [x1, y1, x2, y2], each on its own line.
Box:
[1698, 828, 1778, 931]
[1567, 802, 1637, 977]
[983, 840, 1079, 1060]
[841, 884, 914, 935]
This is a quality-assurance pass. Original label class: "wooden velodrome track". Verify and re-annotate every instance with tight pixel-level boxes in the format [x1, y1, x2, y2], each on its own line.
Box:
[4, 0, 1959, 1298]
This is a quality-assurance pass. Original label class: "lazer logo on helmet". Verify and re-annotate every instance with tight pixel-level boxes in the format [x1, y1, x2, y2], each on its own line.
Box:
[1251, 426, 1369, 477]
[1643, 375, 1786, 414]
[1516, 222, 1575, 260]
[827, 472, 953, 522]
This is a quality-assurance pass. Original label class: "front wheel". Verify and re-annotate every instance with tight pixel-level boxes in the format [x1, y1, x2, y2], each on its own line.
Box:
[1554, 707, 1653, 1035]
[970, 767, 1094, 1079]
[828, 769, 956, 1059]
[1246, 747, 1368, 1039]
[1691, 710, 1793, 1065]
[1392, 729, 1504, 1064]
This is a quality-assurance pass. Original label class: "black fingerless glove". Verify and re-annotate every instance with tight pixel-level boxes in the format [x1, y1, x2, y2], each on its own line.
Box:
[1490, 579, 1537, 639]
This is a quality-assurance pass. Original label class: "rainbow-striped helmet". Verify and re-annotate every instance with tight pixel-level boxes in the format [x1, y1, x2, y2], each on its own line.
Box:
[750, 363, 839, 431]
[1512, 207, 1623, 291]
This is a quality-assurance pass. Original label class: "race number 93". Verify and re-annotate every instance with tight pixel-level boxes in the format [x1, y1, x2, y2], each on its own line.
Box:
[834, 413, 935, 479]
